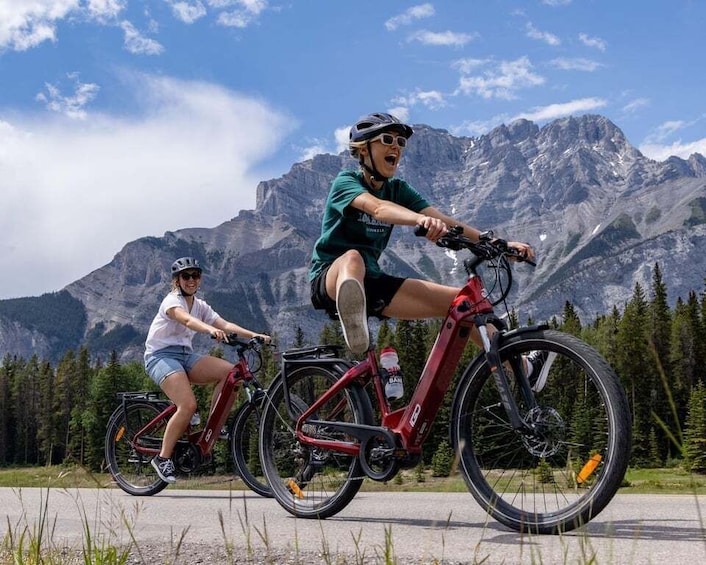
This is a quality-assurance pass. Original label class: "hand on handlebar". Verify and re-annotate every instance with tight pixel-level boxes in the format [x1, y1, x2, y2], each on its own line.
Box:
[506, 241, 535, 262]
[252, 333, 271, 345]
[416, 216, 447, 242]
[210, 328, 228, 342]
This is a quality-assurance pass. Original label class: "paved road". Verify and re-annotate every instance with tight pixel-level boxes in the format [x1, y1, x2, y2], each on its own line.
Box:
[2, 487, 705, 564]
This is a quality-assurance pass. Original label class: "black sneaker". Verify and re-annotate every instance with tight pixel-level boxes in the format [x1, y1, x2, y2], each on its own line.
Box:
[336, 278, 369, 355]
[151, 455, 176, 484]
[219, 428, 230, 440]
[526, 350, 549, 393]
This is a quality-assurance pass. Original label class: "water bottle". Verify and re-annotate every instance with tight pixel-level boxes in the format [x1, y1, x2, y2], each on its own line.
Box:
[380, 346, 404, 400]
[190, 412, 201, 427]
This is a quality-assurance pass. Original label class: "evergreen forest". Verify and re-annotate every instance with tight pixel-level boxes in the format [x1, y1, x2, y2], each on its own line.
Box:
[1, 263, 705, 476]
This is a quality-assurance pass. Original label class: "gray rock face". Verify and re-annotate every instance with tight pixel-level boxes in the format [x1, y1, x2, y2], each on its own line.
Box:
[2, 114, 705, 361]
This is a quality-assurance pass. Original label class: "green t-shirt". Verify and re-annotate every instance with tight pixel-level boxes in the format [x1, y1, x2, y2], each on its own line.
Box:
[310, 170, 430, 280]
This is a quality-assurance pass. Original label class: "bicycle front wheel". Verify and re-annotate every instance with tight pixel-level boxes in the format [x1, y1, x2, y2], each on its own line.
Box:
[230, 399, 272, 498]
[105, 401, 170, 496]
[259, 365, 373, 519]
[452, 328, 631, 534]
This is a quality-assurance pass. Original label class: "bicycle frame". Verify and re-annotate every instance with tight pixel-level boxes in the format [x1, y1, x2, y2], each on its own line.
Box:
[126, 352, 257, 460]
[289, 270, 537, 458]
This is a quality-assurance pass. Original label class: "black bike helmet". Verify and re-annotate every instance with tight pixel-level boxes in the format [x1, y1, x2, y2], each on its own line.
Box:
[349, 112, 413, 143]
[171, 257, 202, 277]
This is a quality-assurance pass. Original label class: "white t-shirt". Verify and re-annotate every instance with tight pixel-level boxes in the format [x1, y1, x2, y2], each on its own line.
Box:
[144, 291, 220, 356]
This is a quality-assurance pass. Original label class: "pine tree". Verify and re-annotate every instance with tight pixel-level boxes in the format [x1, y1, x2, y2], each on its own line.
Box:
[12, 355, 42, 464]
[294, 326, 306, 348]
[83, 351, 132, 470]
[0, 355, 24, 464]
[683, 382, 706, 473]
[36, 358, 57, 465]
[615, 282, 656, 466]
[67, 347, 93, 464]
[670, 298, 697, 431]
[560, 301, 582, 336]
[649, 263, 674, 463]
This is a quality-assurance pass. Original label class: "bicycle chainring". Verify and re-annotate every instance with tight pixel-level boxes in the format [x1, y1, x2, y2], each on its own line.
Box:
[174, 443, 204, 474]
[358, 433, 399, 482]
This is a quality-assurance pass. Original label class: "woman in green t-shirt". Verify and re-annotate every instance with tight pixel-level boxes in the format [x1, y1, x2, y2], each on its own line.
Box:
[310, 112, 535, 356]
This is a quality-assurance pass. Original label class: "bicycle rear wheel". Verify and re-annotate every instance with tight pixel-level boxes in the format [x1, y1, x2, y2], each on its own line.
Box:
[230, 399, 272, 498]
[105, 401, 170, 496]
[452, 328, 631, 534]
[259, 365, 373, 519]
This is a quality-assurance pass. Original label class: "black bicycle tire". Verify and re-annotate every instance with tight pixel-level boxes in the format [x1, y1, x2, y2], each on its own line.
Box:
[105, 401, 170, 496]
[259, 365, 373, 519]
[229, 400, 272, 498]
[451, 328, 631, 534]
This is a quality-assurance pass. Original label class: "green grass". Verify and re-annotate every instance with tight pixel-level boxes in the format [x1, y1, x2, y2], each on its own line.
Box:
[0, 464, 705, 494]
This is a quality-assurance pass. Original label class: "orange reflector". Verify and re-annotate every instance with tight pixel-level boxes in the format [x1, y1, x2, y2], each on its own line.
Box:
[286, 478, 304, 499]
[577, 453, 602, 484]
[115, 426, 125, 442]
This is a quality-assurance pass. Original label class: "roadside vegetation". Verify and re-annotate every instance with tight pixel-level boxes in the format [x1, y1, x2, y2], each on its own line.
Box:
[1, 463, 705, 495]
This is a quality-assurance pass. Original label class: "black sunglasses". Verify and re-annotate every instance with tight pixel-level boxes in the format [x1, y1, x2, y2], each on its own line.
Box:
[370, 132, 407, 148]
[180, 271, 201, 281]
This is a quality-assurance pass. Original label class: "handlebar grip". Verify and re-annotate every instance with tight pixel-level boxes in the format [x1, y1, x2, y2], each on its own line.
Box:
[414, 225, 428, 237]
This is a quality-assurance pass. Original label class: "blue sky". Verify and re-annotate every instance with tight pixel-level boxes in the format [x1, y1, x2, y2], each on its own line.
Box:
[1, 0, 704, 299]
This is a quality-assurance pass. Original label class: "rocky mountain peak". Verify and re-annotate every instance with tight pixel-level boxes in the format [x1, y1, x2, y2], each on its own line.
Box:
[1, 113, 704, 362]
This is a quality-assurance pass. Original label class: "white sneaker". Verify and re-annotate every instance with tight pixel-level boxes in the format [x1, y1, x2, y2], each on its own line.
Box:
[336, 278, 369, 355]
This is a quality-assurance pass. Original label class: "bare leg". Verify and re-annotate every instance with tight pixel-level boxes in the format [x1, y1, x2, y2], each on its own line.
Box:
[159, 372, 197, 458]
[383, 278, 487, 347]
[324, 249, 366, 300]
[324, 250, 369, 354]
[188, 356, 235, 416]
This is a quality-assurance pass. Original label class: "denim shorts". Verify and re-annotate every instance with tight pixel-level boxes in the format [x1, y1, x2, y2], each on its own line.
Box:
[144, 346, 205, 386]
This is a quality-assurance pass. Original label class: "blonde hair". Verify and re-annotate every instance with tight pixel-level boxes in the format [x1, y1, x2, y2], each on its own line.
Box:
[349, 140, 367, 159]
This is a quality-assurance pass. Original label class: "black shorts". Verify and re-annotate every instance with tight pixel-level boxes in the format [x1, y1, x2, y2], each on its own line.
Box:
[310, 264, 406, 320]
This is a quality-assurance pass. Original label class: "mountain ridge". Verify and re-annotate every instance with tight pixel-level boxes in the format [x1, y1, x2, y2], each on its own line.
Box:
[1, 113, 704, 362]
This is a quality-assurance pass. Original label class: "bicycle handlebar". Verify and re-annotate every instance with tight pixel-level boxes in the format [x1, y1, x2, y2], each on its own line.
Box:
[210, 333, 272, 349]
[414, 225, 536, 267]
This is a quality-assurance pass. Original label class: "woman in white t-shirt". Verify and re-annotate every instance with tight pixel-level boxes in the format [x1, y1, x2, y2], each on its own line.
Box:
[144, 256, 270, 484]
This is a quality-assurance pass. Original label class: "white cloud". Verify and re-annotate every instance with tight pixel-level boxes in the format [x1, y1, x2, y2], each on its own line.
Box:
[578, 32, 607, 52]
[385, 3, 435, 31]
[392, 90, 446, 111]
[86, 0, 126, 22]
[550, 57, 603, 71]
[386, 106, 410, 123]
[408, 30, 478, 47]
[651, 120, 689, 141]
[166, 1, 207, 24]
[511, 97, 607, 122]
[299, 143, 328, 161]
[453, 97, 607, 136]
[120, 20, 164, 54]
[215, 0, 268, 27]
[334, 125, 350, 154]
[0, 0, 79, 51]
[455, 57, 544, 100]
[0, 74, 294, 299]
[639, 138, 706, 161]
[622, 98, 650, 113]
[542, 0, 572, 5]
[526, 22, 560, 46]
[35, 73, 100, 120]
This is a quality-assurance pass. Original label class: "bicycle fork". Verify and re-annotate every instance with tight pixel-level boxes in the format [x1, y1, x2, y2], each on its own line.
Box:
[475, 316, 537, 434]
